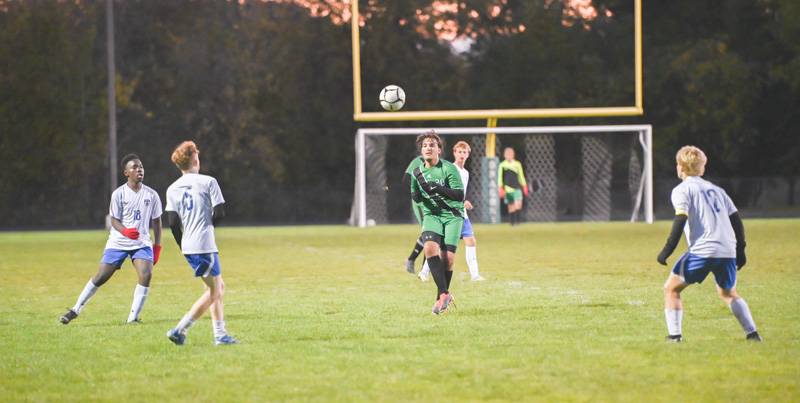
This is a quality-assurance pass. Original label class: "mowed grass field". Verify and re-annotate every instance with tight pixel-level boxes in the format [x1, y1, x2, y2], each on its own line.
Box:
[1, 220, 798, 402]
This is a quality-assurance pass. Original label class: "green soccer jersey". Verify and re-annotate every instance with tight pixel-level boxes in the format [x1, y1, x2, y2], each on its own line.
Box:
[409, 158, 465, 218]
[498, 159, 527, 193]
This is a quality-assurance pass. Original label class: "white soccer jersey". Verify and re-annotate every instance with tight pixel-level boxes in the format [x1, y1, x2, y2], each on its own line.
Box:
[105, 184, 163, 250]
[165, 173, 225, 254]
[670, 176, 738, 258]
[456, 164, 470, 219]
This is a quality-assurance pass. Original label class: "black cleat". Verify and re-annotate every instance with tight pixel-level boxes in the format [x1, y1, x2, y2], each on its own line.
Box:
[746, 331, 762, 342]
[666, 334, 683, 343]
[60, 309, 78, 325]
[405, 259, 415, 274]
[126, 318, 143, 324]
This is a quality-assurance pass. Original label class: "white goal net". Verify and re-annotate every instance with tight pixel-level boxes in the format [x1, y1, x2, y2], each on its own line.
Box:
[349, 125, 653, 227]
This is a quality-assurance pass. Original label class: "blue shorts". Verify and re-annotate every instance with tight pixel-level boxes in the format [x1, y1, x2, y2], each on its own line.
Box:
[101, 247, 153, 267]
[184, 253, 221, 278]
[672, 253, 737, 290]
[460, 218, 474, 238]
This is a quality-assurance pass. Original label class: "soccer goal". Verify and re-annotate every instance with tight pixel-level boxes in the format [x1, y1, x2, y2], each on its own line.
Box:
[349, 125, 653, 227]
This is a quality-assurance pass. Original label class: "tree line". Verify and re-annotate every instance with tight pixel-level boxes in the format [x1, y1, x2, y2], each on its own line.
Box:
[1, 0, 797, 227]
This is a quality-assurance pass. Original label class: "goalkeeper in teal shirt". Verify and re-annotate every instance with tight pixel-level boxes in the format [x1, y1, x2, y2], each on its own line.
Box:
[498, 147, 528, 225]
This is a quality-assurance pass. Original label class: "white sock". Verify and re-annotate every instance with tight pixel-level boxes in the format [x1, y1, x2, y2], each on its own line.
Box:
[466, 246, 480, 278]
[729, 298, 757, 334]
[176, 314, 196, 334]
[420, 260, 430, 276]
[665, 309, 683, 336]
[127, 284, 149, 322]
[213, 320, 227, 338]
[72, 279, 99, 314]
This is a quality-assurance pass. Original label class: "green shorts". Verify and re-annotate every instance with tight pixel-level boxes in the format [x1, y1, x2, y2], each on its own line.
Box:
[504, 189, 523, 204]
[421, 214, 464, 249]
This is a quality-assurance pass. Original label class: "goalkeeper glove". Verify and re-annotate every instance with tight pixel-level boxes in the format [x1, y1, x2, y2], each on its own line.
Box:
[121, 227, 140, 240]
[523, 186, 530, 197]
[498, 187, 506, 199]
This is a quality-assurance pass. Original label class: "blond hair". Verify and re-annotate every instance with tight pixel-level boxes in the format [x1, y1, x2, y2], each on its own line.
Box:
[171, 141, 199, 171]
[676, 145, 707, 177]
[452, 140, 471, 152]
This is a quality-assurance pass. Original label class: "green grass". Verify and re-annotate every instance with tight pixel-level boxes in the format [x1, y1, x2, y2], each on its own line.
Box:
[1, 220, 798, 402]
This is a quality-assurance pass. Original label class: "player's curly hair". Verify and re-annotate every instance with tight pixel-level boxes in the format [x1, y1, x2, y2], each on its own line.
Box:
[676, 145, 707, 177]
[171, 141, 199, 171]
[121, 153, 140, 171]
[452, 140, 470, 152]
[415, 130, 443, 151]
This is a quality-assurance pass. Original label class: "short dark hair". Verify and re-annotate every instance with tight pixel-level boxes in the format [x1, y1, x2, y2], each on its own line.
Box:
[415, 130, 443, 152]
[121, 154, 141, 170]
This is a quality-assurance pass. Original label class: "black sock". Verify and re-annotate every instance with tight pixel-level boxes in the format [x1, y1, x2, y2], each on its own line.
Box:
[408, 238, 424, 261]
[426, 256, 448, 296]
[510, 211, 516, 225]
[445, 269, 453, 288]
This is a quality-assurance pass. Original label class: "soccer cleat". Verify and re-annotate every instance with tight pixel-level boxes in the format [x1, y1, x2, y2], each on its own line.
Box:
[470, 275, 486, 282]
[418, 271, 429, 282]
[214, 334, 239, 345]
[405, 259, 415, 274]
[746, 331, 762, 342]
[59, 309, 78, 325]
[441, 293, 454, 311]
[126, 318, 143, 324]
[665, 335, 683, 343]
[166, 328, 186, 346]
[432, 293, 452, 315]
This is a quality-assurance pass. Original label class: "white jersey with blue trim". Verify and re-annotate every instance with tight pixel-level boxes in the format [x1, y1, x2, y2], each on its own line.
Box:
[105, 184, 163, 250]
[165, 173, 225, 254]
[456, 164, 469, 219]
[670, 176, 738, 258]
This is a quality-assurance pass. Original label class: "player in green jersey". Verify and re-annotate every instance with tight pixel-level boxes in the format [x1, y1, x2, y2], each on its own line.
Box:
[498, 147, 528, 225]
[409, 130, 465, 315]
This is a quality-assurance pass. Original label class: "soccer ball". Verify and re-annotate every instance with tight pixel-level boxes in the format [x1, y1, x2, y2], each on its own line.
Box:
[379, 85, 405, 111]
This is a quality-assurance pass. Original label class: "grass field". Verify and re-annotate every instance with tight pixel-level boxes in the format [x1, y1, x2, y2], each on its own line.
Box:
[1, 220, 798, 402]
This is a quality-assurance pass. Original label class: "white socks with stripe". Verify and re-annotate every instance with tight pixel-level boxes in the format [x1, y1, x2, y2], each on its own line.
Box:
[665, 309, 683, 336]
[214, 320, 228, 338]
[465, 246, 480, 279]
[72, 279, 99, 314]
[729, 298, 757, 334]
[127, 284, 149, 322]
[176, 314, 196, 334]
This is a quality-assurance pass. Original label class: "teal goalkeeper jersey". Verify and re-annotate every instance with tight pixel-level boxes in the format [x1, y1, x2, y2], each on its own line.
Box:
[409, 158, 464, 218]
[498, 159, 527, 192]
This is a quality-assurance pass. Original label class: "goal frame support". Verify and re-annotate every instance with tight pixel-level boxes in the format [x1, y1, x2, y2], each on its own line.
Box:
[353, 125, 653, 227]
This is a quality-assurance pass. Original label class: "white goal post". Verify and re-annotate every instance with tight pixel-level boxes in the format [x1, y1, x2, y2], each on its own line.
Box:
[351, 125, 653, 227]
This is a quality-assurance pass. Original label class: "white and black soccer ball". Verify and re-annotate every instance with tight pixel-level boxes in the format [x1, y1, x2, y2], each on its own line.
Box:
[379, 85, 406, 111]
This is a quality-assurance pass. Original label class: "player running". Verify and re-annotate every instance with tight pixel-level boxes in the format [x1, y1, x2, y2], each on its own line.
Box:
[60, 154, 162, 325]
[657, 146, 761, 342]
[498, 147, 528, 225]
[418, 141, 484, 282]
[164, 141, 238, 346]
[409, 130, 465, 314]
